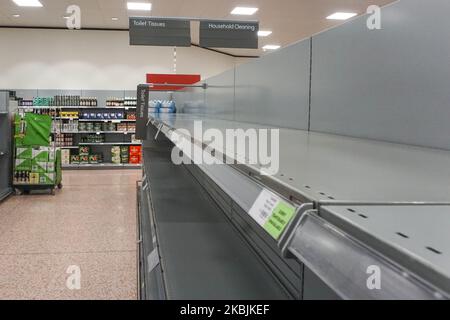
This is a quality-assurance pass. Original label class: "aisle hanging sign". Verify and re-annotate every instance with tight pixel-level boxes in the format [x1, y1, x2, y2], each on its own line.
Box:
[136, 84, 149, 140]
[199, 20, 259, 49]
[129, 17, 191, 47]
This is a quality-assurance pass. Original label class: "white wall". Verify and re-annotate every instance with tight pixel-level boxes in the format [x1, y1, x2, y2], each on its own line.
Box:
[0, 28, 238, 90]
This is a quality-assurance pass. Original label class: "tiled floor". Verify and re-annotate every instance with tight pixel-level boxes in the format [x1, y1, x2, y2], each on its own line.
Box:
[0, 170, 141, 300]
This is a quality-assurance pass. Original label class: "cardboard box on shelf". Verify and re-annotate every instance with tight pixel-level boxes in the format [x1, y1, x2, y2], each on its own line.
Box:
[70, 155, 80, 164]
[129, 146, 141, 156]
[16, 147, 32, 159]
[31, 159, 47, 173]
[48, 149, 56, 162]
[61, 149, 71, 165]
[129, 155, 141, 164]
[30, 172, 40, 184]
[46, 162, 55, 172]
[32, 147, 49, 162]
[15, 158, 32, 171]
[79, 146, 90, 156]
[39, 172, 55, 185]
[80, 155, 89, 164]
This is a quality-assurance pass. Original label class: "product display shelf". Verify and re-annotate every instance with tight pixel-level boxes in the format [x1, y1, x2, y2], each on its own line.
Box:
[145, 113, 450, 299]
[52, 104, 141, 170]
[150, 113, 450, 204]
[138, 139, 292, 300]
[13, 107, 63, 195]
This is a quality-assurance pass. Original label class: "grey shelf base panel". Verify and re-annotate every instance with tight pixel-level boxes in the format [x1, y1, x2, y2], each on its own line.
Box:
[286, 205, 450, 300]
[149, 113, 450, 204]
[137, 184, 166, 300]
[141, 141, 291, 299]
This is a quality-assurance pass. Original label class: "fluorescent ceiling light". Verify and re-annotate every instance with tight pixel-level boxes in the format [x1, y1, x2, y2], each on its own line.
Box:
[12, 0, 43, 7]
[63, 15, 70, 19]
[326, 12, 357, 20]
[112, 17, 119, 21]
[262, 45, 280, 50]
[258, 30, 272, 37]
[231, 7, 258, 15]
[127, 2, 152, 11]
[12, 14, 21, 18]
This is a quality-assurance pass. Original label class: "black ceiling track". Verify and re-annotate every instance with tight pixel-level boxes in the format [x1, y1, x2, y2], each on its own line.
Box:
[0, 25, 260, 59]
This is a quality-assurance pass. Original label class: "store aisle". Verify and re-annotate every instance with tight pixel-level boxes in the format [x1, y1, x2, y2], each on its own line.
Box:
[0, 170, 141, 300]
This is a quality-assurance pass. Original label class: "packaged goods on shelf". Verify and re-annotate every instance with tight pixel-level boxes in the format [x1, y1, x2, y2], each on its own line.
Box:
[70, 155, 80, 164]
[39, 173, 55, 184]
[79, 111, 124, 120]
[107, 97, 137, 107]
[80, 97, 97, 107]
[81, 134, 105, 143]
[111, 146, 121, 164]
[124, 97, 137, 106]
[19, 99, 33, 107]
[88, 154, 102, 164]
[102, 122, 116, 132]
[31, 159, 47, 173]
[129, 155, 141, 164]
[80, 155, 89, 164]
[117, 123, 128, 132]
[61, 149, 71, 165]
[16, 147, 32, 159]
[129, 145, 141, 156]
[79, 146, 90, 156]
[60, 111, 79, 119]
[15, 158, 32, 171]
[131, 134, 141, 144]
[93, 123, 102, 132]
[62, 120, 79, 132]
[48, 148, 56, 162]
[126, 112, 136, 120]
[159, 101, 177, 114]
[30, 172, 40, 184]
[54, 133, 74, 147]
[127, 123, 136, 132]
[120, 146, 129, 164]
[13, 171, 31, 184]
[32, 147, 49, 162]
[46, 162, 55, 172]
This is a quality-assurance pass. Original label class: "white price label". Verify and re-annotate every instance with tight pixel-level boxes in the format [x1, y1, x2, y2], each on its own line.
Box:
[249, 189, 280, 226]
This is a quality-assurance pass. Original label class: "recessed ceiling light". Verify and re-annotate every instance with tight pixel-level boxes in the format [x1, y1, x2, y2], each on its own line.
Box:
[112, 17, 119, 21]
[258, 30, 272, 37]
[263, 45, 281, 51]
[12, 0, 43, 7]
[12, 14, 21, 18]
[231, 7, 258, 15]
[326, 12, 357, 20]
[127, 2, 152, 11]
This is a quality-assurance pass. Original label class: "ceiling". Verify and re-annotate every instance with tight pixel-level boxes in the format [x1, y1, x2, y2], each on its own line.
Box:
[0, 0, 397, 57]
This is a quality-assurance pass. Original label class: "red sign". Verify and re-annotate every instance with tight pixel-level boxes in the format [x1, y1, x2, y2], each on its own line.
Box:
[146, 74, 201, 91]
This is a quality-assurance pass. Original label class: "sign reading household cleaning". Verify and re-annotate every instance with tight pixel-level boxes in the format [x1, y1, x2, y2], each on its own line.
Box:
[129, 17, 191, 47]
[200, 20, 259, 49]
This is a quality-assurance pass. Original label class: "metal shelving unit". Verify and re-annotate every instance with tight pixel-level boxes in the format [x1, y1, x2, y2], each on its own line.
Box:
[138, 135, 293, 299]
[142, 112, 450, 300]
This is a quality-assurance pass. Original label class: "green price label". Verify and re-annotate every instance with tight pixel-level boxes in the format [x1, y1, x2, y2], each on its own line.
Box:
[263, 202, 296, 240]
